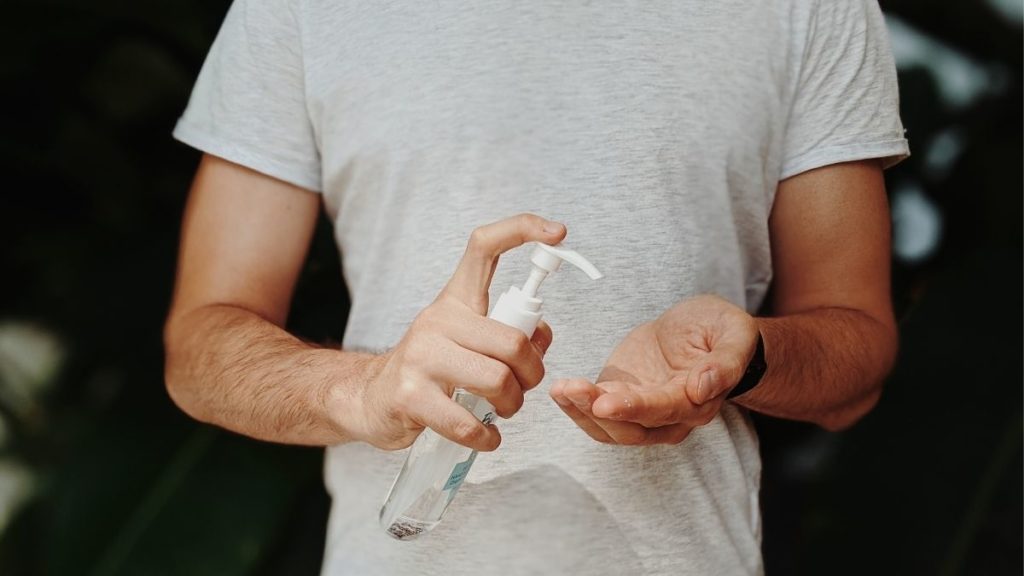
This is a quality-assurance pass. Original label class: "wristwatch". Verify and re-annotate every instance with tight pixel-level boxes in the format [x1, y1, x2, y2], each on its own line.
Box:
[727, 331, 767, 399]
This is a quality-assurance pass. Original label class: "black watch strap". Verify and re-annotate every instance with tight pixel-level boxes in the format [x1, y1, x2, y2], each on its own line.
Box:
[727, 331, 767, 399]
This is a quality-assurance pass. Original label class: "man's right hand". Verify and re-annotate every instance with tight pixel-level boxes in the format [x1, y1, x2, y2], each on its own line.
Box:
[329, 214, 567, 452]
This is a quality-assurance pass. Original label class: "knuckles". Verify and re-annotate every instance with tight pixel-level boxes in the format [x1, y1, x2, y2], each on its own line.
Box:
[412, 300, 459, 334]
[451, 418, 487, 447]
[506, 331, 532, 360]
[526, 361, 546, 390]
[391, 377, 423, 414]
[494, 394, 524, 419]
[491, 364, 517, 395]
[398, 282, 552, 428]
[467, 226, 495, 257]
[500, 330, 545, 389]
[488, 365, 524, 418]
[412, 304, 440, 328]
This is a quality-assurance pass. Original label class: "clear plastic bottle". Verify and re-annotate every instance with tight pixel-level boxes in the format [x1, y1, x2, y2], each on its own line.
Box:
[379, 242, 603, 540]
[379, 391, 493, 540]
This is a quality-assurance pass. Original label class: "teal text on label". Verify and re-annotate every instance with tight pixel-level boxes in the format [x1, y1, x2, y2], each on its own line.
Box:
[442, 454, 477, 492]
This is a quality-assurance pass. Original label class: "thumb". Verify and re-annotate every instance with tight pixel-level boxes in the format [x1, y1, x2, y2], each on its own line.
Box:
[686, 337, 755, 405]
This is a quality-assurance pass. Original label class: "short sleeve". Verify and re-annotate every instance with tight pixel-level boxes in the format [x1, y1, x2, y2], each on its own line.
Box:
[780, 0, 910, 180]
[172, 0, 321, 191]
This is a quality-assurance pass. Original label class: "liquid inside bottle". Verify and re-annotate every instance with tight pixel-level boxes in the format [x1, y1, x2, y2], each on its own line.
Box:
[379, 390, 493, 540]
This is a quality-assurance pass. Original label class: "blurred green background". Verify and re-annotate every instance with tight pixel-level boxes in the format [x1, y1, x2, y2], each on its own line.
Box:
[0, 1, 1020, 574]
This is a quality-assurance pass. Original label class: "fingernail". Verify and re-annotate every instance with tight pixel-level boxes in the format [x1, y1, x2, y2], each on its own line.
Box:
[698, 371, 715, 404]
[553, 395, 571, 407]
[569, 395, 591, 409]
[543, 221, 565, 235]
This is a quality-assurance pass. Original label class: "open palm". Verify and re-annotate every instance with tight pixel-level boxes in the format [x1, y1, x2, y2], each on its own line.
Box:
[550, 295, 757, 445]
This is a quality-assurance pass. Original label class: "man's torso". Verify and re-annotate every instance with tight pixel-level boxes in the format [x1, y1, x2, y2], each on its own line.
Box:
[306, 2, 803, 574]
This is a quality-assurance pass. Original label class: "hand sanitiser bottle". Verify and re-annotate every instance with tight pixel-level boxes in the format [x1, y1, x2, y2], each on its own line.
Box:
[379, 242, 603, 540]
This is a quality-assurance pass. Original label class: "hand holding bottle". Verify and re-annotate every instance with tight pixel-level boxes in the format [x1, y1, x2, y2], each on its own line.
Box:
[333, 214, 567, 452]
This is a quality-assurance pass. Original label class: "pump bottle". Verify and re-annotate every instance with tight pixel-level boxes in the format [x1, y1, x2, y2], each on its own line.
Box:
[379, 242, 602, 540]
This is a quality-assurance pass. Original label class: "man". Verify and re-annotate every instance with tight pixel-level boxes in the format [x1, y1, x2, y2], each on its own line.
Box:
[164, 0, 908, 574]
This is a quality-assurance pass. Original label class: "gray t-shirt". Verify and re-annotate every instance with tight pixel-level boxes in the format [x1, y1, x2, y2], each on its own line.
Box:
[173, 1, 908, 574]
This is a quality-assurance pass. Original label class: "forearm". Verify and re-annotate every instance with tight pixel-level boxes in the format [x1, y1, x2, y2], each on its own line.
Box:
[163, 304, 381, 445]
[736, 307, 897, 431]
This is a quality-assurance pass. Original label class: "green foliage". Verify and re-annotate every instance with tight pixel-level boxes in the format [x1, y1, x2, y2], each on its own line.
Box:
[0, 1, 341, 574]
[758, 3, 1023, 574]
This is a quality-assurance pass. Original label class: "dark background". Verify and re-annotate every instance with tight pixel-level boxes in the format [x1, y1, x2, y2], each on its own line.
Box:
[0, 1, 1020, 574]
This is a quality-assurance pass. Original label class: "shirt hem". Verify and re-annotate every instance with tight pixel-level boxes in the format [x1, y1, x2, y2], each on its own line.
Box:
[172, 119, 323, 192]
[780, 137, 911, 181]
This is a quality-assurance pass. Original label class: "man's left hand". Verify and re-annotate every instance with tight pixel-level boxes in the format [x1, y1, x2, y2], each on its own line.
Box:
[549, 294, 758, 445]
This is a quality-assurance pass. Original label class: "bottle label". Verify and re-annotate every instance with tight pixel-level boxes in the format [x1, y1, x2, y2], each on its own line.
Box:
[442, 453, 478, 492]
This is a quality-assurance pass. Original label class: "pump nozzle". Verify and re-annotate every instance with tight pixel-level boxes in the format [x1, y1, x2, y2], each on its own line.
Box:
[487, 242, 603, 335]
[520, 243, 603, 297]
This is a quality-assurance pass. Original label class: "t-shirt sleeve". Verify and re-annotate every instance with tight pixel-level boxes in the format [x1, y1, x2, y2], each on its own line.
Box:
[172, 0, 321, 191]
[780, 0, 910, 180]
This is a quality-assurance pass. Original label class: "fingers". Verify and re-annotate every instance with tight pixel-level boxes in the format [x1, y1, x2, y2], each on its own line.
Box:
[406, 386, 502, 452]
[589, 377, 720, 429]
[531, 320, 554, 357]
[550, 379, 614, 443]
[561, 379, 647, 444]
[685, 341, 753, 405]
[593, 377, 720, 430]
[442, 214, 567, 314]
[371, 214, 567, 452]
[591, 377, 687, 427]
[551, 379, 696, 446]
[439, 312, 548, 394]
[424, 339, 526, 419]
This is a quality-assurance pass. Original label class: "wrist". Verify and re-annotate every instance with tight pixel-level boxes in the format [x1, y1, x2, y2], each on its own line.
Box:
[317, 349, 387, 445]
[727, 328, 767, 400]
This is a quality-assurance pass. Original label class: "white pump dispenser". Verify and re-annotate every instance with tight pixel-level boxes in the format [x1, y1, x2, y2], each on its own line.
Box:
[380, 242, 602, 540]
[488, 243, 604, 335]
